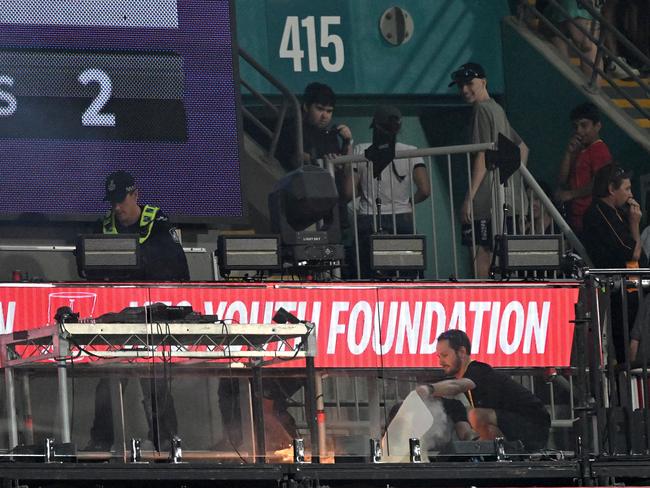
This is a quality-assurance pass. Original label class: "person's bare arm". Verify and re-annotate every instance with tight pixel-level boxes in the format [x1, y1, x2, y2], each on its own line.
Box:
[631, 339, 640, 362]
[557, 182, 594, 202]
[628, 197, 643, 261]
[460, 151, 488, 224]
[337, 124, 353, 155]
[342, 165, 360, 203]
[555, 135, 581, 202]
[519, 140, 529, 167]
[412, 165, 431, 204]
[416, 378, 476, 398]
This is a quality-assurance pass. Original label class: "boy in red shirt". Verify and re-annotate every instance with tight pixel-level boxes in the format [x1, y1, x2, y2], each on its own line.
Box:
[555, 102, 612, 234]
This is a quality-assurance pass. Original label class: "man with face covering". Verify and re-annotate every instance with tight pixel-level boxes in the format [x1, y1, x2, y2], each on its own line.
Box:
[344, 105, 431, 278]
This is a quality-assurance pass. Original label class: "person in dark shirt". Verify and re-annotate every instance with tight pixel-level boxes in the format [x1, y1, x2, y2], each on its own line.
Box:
[99, 170, 189, 281]
[417, 329, 550, 451]
[86, 171, 187, 452]
[275, 83, 353, 231]
[277, 82, 353, 170]
[582, 164, 643, 269]
[582, 164, 644, 363]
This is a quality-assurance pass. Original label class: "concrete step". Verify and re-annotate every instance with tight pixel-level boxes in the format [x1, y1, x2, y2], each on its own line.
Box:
[612, 99, 650, 108]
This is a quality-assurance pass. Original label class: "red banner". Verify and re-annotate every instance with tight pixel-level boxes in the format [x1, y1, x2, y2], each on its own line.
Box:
[0, 282, 580, 368]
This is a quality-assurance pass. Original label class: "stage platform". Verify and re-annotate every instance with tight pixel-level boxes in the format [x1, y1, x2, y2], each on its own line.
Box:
[0, 457, 585, 487]
[1, 280, 647, 487]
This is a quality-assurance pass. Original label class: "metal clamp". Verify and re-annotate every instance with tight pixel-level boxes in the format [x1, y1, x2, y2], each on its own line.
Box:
[170, 436, 184, 464]
[293, 438, 305, 464]
[369, 438, 382, 463]
[409, 438, 422, 463]
[44, 438, 55, 463]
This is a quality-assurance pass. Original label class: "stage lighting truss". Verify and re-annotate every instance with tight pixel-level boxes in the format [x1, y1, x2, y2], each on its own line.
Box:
[0, 321, 315, 367]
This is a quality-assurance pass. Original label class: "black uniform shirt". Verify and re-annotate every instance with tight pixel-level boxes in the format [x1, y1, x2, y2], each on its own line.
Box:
[103, 207, 189, 281]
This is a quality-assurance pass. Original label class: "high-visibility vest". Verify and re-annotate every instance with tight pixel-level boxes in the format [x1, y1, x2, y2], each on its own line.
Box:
[102, 205, 159, 244]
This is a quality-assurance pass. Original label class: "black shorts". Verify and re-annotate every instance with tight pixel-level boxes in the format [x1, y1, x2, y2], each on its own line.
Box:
[461, 217, 521, 248]
[495, 409, 550, 451]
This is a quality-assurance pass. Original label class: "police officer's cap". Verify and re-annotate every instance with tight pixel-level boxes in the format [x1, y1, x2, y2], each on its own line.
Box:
[104, 171, 136, 203]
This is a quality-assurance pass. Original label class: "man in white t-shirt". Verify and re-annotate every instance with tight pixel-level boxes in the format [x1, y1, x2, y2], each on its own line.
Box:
[344, 106, 430, 278]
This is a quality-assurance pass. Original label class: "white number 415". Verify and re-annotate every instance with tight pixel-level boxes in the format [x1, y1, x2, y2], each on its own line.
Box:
[279, 16, 345, 73]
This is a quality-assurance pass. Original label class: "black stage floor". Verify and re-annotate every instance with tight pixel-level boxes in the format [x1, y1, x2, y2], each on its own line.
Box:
[1, 458, 650, 487]
[2, 458, 647, 487]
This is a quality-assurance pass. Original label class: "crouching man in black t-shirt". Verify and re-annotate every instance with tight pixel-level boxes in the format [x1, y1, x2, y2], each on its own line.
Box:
[417, 329, 550, 451]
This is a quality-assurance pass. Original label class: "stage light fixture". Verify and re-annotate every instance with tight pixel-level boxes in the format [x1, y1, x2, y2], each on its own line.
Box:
[269, 166, 345, 269]
[76, 234, 141, 280]
[497, 234, 563, 272]
[216, 235, 281, 275]
[370, 235, 426, 271]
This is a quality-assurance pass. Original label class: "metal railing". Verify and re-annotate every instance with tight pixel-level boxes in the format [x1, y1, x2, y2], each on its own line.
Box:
[519, 0, 650, 121]
[583, 269, 650, 455]
[329, 142, 588, 279]
[238, 47, 303, 168]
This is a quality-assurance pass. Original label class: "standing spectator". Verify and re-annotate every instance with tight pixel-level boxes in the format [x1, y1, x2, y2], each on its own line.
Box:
[276, 82, 353, 168]
[601, 0, 641, 78]
[276, 82, 353, 227]
[344, 106, 430, 278]
[544, 0, 602, 81]
[451, 62, 529, 278]
[555, 102, 612, 235]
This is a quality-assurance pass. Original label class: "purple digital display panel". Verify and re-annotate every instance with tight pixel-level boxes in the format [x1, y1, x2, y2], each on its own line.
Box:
[0, 0, 242, 220]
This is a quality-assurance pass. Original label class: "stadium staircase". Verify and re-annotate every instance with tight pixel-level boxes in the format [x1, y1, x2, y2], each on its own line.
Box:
[515, 0, 650, 154]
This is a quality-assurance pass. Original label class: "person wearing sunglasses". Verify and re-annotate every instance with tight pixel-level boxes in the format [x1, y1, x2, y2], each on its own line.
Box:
[449, 62, 529, 278]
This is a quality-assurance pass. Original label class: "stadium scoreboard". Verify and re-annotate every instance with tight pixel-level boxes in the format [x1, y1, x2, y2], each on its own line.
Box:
[0, 0, 242, 220]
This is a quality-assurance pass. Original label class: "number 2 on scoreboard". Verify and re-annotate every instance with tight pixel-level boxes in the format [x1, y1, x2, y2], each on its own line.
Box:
[78, 69, 116, 127]
[0, 70, 116, 128]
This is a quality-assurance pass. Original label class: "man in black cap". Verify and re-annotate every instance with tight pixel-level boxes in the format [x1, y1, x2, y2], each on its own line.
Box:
[101, 170, 189, 281]
[85, 170, 188, 452]
[344, 106, 430, 278]
[449, 63, 529, 278]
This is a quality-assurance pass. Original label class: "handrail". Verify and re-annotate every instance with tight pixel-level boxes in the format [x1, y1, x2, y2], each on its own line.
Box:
[238, 47, 303, 167]
[328, 142, 496, 166]
[329, 142, 592, 277]
[520, 0, 650, 121]
[518, 165, 593, 267]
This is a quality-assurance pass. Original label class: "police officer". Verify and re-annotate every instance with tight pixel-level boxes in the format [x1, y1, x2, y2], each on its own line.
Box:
[101, 170, 189, 281]
[86, 171, 188, 452]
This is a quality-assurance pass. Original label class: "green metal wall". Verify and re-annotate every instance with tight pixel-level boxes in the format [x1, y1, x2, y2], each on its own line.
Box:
[235, 0, 512, 95]
[502, 21, 649, 201]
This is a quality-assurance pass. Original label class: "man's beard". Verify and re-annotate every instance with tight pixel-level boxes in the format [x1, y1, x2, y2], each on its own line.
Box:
[447, 354, 462, 377]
